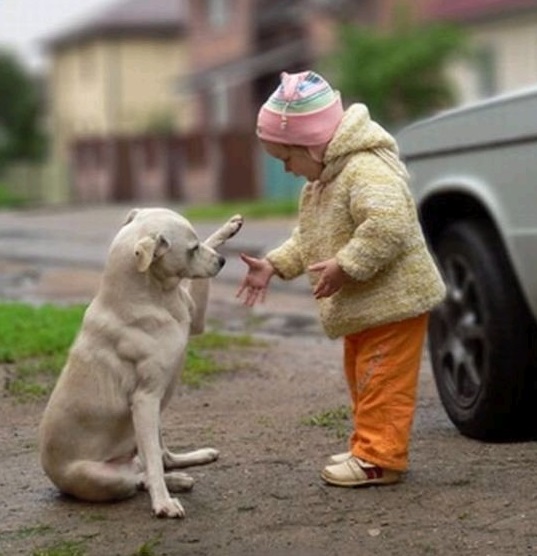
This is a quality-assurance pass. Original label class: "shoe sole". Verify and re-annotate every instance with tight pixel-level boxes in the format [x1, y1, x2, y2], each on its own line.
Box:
[321, 470, 400, 487]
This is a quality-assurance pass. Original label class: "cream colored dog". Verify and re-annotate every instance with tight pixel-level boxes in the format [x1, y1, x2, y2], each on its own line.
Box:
[39, 207, 243, 518]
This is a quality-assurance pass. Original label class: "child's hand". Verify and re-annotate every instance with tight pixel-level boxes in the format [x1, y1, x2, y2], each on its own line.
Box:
[309, 258, 348, 299]
[236, 253, 276, 307]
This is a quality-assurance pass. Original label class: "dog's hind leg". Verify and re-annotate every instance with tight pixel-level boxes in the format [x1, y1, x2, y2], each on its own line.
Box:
[163, 447, 219, 470]
[57, 460, 141, 502]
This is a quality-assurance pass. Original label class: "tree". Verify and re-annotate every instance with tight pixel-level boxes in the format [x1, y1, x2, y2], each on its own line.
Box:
[0, 50, 46, 170]
[327, 18, 466, 129]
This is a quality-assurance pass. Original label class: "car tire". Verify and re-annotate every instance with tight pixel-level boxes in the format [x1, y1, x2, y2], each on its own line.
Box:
[429, 220, 537, 441]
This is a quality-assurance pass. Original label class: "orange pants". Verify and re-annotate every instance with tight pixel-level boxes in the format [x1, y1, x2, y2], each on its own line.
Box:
[344, 313, 429, 472]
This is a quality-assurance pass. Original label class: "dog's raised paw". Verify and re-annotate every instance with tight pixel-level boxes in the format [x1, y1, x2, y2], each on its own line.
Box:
[225, 214, 243, 239]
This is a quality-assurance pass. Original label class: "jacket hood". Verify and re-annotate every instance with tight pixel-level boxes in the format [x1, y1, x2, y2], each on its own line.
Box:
[324, 104, 399, 161]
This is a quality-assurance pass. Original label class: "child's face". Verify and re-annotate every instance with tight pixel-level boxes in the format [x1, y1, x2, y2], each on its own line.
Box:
[262, 141, 323, 181]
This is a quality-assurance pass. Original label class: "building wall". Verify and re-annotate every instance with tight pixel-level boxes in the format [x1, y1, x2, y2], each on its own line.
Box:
[448, 13, 537, 104]
[48, 34, 190, 202]
[188, 0, 253, 71]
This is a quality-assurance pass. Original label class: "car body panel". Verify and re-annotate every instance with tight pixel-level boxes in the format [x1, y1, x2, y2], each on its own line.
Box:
[397, 86, 537, 320]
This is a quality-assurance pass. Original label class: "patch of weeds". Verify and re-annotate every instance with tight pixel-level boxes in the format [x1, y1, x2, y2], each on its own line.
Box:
[132, 536, 161, 556]
[0, 524, 52, 541]
[33, 540, 86, 556]
[183, 331, 261, 387]
[82, 512, 107, 522]
[303, 406, 351, 439]
[5, 353, 65, 401]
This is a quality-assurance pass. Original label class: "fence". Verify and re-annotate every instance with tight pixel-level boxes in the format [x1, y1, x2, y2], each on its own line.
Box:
[71, 132, 259, 204]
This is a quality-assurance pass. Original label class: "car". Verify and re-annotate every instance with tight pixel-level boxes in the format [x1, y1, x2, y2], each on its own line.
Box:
[397, 86, 537, 441]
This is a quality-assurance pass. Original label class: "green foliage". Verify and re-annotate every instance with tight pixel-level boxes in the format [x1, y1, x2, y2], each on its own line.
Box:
[329, 19, 466, 127]
[0, 49, 46, 170]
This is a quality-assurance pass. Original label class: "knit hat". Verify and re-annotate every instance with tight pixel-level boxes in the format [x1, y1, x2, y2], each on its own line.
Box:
[256, 71, 344, 148]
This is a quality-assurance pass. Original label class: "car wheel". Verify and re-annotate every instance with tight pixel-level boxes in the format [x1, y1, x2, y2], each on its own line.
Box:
[429, 220, 537, 441]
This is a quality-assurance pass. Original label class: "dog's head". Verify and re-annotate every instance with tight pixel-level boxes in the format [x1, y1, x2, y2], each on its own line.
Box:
[120, 208, 225, 280]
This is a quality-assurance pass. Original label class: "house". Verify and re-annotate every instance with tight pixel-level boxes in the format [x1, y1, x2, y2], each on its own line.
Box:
[425, 0, 537, 104]
[44, 0, 191, 203]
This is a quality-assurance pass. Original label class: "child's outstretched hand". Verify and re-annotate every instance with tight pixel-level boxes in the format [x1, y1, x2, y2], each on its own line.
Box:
[309, 258, 348, 299]
[236, 253, 276, 307]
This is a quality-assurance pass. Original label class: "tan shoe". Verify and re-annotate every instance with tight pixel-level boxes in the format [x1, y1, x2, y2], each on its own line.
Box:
[327, 451, 352, 465]
[321, 457, 400, 487]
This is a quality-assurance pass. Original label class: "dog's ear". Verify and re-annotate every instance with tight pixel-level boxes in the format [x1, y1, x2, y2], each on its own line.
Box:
[134, 234, 171, 272]
[123, 208, 140, 226]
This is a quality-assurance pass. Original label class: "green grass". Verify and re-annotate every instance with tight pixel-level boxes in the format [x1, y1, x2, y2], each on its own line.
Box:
[0, 524, 53, 542]
[0, 183, 28, 208]
[184, 331, 260, 387]
[131, 537, 161, 556]
[0, 301, 259, 400]
[303, 406, 351, 439]
[0, 303, 85, 363]
[33, 541, 86, 556]
[180, 198, 298, 221]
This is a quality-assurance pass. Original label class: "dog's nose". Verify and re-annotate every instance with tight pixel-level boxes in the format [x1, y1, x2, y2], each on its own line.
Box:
[218, 255, 226, 268]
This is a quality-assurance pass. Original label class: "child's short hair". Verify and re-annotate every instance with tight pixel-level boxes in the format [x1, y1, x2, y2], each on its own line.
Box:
[256, 71, 344, 149]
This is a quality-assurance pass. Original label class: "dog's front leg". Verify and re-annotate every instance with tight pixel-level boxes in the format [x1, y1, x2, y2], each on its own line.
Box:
[203, 214, 243, 249]
[132, 392, 185, 518]
[188, 279, 210, 335]
[187, 215, 243, 335]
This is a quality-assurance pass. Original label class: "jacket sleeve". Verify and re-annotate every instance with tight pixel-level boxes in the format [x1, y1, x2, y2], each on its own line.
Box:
[265, 226, 305, 280]
[335, 159, 417, 282]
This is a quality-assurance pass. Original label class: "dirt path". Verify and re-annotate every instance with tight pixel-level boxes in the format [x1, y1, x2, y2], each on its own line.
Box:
[1, 283, 537, 555]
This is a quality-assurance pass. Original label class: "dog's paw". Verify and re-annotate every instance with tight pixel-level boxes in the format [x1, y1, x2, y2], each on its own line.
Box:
[152, 496, 186, 519]
[224, 214, 243, 240]
[165, 472, 195, 492]
[201, 447, 219, 463]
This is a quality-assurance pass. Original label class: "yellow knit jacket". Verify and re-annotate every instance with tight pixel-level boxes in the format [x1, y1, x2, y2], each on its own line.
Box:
[266, 104, 446, 339]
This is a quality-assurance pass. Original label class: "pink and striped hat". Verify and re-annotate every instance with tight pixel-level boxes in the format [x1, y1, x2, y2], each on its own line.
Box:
[256, 71, 344, 149]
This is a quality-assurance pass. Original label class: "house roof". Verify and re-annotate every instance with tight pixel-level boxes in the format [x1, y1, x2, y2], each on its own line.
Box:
[427, 0, 537, 22]
[46, 0, 187, 50]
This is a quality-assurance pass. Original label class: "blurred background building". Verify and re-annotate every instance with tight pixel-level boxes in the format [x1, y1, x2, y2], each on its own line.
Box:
[2, 0, 537, 206]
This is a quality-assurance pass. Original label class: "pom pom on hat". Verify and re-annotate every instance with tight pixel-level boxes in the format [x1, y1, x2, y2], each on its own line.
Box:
[256, 71, 344, 148]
